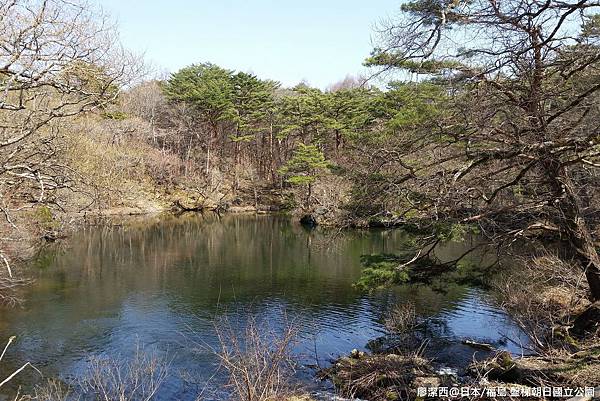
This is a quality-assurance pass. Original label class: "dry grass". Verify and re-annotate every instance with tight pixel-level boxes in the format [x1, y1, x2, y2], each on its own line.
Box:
[317, 302, 433, 400]
[21, 379, 73, 401]
[62, 116, 241, 214]
[385, 302, 418, 334]
[479, 251, 600, 389]
[495, 252, 590, 352]
[79, 347, 169, 401]
[63, 118, 165, 210]
[517, 351, 600, 387]
[321, 351, 435, 401]
[1, 340, 168, 401]
[469, 348, 600, 389]
[204, 314, 301, 401]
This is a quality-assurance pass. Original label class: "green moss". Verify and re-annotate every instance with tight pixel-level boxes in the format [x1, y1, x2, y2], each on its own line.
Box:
[36, 205, 53, 222]
[498, 352, 514, 369]
[30, 205, 59, 231]
[555, 330, 579, 347]
[102, 110, 129, 120]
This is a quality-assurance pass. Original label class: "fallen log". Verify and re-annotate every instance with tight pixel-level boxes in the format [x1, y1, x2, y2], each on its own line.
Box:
[172, 199, 205, 212]
[462, 339, 496, 351]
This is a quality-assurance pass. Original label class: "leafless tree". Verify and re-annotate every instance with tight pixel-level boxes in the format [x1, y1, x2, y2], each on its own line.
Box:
[326, 74, 369, 92]
[80, 348, 169, 401]
[0, 0, 141, 301]
[202, 314, 300, 401]
[121, 81, 167, 144]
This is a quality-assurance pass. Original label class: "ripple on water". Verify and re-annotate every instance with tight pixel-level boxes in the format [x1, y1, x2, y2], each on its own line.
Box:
[0, 215, 529, 401]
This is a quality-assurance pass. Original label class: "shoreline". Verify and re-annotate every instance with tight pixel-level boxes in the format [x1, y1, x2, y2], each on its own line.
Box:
[5, 210, 599, 400]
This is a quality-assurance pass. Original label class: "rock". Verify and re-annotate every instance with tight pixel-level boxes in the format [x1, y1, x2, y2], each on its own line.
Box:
[437, 367, 458, 376]
[414, 376, 441, 388]
[314, 206, 329, 216]
[572, 301, 600, 337]
[300, 214, 318, 227]
[43, 230, 65, 242]
[469, 351, 523, 383]
[350, 349, 365, 359]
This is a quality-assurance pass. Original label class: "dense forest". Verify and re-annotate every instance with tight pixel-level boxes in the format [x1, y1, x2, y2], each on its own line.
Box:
[2, 0, 600, 399]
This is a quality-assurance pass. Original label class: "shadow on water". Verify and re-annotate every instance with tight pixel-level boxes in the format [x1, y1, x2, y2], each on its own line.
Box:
[0, 213, 529, 400]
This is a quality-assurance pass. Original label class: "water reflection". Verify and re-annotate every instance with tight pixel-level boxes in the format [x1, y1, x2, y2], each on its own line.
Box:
[0, 214, 527, 400]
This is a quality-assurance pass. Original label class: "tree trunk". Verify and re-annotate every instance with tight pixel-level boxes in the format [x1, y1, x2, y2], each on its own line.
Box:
[185, 136, 193, 177]
[269, 122, 275, 182]
[206, 143, 211, 184]
[562, 213, 600, 302]
[548, 161, 600, 301]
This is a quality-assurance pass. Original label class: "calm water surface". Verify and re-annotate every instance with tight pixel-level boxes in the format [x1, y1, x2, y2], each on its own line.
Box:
[0, 214, 528, 400]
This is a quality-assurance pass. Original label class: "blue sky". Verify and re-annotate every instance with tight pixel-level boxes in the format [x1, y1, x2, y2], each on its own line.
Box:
[97, 0, 401, 88]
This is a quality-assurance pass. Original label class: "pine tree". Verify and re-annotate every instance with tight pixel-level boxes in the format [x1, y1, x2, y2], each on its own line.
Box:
[163, 63, 235, 178]
[278, 143, 329, 209]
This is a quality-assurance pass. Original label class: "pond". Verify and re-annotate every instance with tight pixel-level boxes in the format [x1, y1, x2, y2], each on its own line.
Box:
[0, 214, 529, 400]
